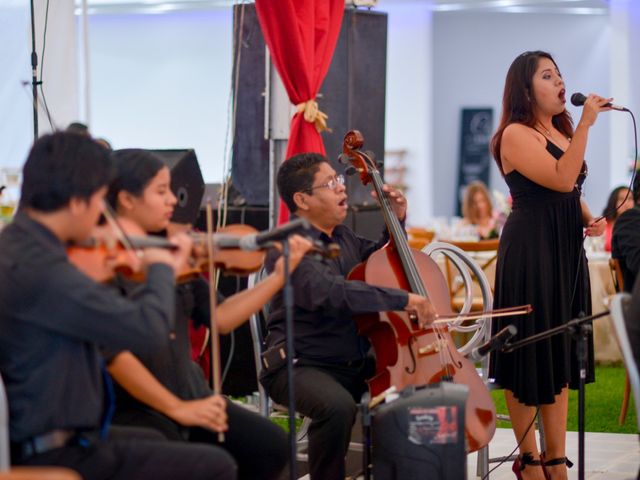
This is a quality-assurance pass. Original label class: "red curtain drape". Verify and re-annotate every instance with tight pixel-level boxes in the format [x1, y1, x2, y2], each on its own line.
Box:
[255, 0, 344, 223]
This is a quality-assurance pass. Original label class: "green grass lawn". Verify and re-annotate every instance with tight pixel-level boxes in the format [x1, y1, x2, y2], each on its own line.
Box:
[266, 366, 637, 434]
[491, 365, 637, 433]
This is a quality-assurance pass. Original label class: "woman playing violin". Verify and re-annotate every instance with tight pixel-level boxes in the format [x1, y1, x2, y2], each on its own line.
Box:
[490, 51, 606, 480]
[103, 148, 312, 480]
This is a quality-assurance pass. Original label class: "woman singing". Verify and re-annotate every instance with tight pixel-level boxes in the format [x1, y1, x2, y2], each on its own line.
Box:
[489, 51, 608, 480]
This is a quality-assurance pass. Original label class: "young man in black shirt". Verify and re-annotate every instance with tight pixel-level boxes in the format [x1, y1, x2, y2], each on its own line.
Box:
[0, 132, 237, 480]
[260, 152, 435, 480]
[612, 180, 640, 292]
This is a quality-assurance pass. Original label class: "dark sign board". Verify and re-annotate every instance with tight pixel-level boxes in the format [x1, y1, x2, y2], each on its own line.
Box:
[456, 108, 493, 215]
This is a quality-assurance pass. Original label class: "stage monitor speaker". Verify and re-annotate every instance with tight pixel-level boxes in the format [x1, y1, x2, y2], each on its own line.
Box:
[149, 149, 205, 225]
[344, 204, 385, 242]
[230, 4, 269, 206]
[372, 383, 468, 480]
[320, 8, 388, 207]
[230, 5, 387, 208]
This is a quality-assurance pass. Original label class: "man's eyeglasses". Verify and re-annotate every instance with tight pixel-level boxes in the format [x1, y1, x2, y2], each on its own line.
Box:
[307, 174, 345, 192]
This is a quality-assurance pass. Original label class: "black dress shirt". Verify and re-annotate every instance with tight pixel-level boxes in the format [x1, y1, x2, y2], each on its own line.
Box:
[263, 223, 408, 365]
[0, 212, 176, 442]
[612, 206, 640, 292]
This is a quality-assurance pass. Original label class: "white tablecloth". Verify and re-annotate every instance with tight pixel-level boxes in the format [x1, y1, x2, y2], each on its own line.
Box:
[587, 254, 622, 363]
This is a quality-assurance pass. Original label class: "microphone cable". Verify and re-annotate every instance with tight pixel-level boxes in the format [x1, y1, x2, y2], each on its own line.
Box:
[569, 108, 637, 307]
[480, 406, 541, 480]
[38, 0, 56, 132]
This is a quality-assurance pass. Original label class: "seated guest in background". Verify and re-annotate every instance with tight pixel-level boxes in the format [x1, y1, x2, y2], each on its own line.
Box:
[461, 180, 502, 239]
[0, 133, 237, 480]
[260, 152, 436, 480]
[95, 137, 113, 150]
[66, 121, 112, 150]
[612, 178, 640, 292]
[602, 185, 634, 252]
[66, 121, 90, 136]
[105, 149, 312, 480]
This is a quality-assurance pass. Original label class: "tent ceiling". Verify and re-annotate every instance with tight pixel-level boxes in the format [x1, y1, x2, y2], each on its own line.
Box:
[75, 0, 610, 15]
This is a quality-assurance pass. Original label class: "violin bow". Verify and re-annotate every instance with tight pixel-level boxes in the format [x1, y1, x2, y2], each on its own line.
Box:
[205, 200, 225, 442]
[101, 201, 140, 256]
[430, 305, 533, 324]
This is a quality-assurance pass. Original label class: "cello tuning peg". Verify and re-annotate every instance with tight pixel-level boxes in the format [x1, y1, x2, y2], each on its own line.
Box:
[337, 153, 350, 165]
[344, 166, 358, 176]
[362, 150, 381, 170]
[363, 150, 377, 162]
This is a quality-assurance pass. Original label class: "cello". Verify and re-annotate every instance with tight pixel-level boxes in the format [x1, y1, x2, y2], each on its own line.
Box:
[343, 130, 496, 452]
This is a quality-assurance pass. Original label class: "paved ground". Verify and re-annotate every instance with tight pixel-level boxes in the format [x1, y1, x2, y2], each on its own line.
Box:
[469, 428, 639, 480]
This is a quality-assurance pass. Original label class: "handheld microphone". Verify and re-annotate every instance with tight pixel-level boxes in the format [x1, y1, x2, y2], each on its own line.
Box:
[214, 218, 311, 251]
[468, 324, 517, 362]
[570, 92, 628, 112]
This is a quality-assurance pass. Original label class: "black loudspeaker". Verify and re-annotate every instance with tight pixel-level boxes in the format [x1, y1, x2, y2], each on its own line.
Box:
[195, 205, 270, 396]
[372, 383, 468, 480]
[231, 6, 387, 208]
[230, 5, 269, 206]
[344, 204, 386, 242]
[150, 149, 205, 225]
[320, 8, 388, 207]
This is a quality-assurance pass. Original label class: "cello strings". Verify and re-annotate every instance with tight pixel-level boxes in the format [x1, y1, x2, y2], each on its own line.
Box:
[370, 158, 455, 376]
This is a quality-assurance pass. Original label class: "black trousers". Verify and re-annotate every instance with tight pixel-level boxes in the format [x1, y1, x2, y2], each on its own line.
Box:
[112, 398, 287, 480]
[15, 425, 237, 480]
[261, 360, 371, 480]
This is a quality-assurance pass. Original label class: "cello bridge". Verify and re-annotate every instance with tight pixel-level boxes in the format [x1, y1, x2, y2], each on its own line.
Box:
[417, 339, 448, 357]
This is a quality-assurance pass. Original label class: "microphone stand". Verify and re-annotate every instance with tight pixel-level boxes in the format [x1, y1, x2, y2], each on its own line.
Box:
[501, 310, 609, 480]
[281, 238, 298, 480]
[29, 0, 41, 139]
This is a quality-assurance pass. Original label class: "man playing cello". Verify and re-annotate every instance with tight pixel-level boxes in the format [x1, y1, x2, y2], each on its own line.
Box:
[260, 152, 436, 480]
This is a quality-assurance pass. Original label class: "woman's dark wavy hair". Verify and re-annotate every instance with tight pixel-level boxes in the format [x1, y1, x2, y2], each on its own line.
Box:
[602, 186, 630, 222]
[491, 51, 574, 175]
[106, 149, 165, 210]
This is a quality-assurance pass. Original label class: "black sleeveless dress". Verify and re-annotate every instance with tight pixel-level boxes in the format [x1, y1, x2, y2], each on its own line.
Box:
[489, 139, 595, 406]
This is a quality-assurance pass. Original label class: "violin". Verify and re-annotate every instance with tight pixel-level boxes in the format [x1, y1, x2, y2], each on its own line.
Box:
[342, 130, 498, 452]
[68, 219, 340, 282]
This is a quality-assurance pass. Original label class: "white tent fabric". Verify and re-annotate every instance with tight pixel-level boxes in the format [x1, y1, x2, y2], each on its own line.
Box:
[0, 0, 79, 167]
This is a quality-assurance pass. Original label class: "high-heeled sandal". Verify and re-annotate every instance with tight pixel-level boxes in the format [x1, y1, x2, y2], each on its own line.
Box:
[539, 453, 573, 479]
[542, 456, 574, 470]
[512, 452, 546, 479]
